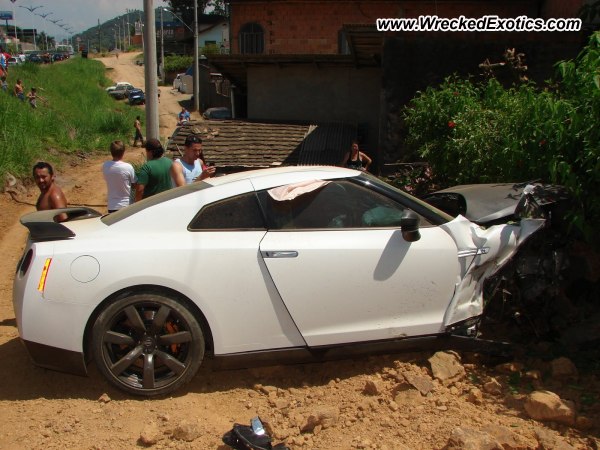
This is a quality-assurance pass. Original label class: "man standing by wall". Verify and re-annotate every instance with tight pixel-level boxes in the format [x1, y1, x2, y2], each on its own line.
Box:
[102, 140, 137, 213]
[135, 138, 172, 201]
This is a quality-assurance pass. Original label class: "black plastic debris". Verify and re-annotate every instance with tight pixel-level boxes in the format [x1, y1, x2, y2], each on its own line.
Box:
[222, 417, 290, 450]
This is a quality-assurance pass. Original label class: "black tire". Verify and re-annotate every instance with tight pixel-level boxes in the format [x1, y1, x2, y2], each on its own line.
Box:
[92, 293, 205, 397]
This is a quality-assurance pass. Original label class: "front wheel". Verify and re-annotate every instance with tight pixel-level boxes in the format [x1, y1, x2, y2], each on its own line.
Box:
[92, 293, 205, 396]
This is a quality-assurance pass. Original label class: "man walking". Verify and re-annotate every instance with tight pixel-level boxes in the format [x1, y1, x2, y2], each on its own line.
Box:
[135, 138, 173, 201]
[33, 161, 68, 222]
[102, 140, 137, 213]
[133, 115, 144, 147]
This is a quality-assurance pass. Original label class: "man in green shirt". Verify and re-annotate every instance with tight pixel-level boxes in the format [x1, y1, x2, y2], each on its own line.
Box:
[135, 138, 173, 201]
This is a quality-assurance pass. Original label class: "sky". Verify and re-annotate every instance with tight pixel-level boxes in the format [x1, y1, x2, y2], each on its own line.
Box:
[1, 0, 150, 40]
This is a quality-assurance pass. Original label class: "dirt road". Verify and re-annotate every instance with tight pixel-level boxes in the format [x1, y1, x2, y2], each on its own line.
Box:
[0, 54, 597, 450]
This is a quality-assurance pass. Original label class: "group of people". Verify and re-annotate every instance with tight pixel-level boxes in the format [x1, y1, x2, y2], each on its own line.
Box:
[33, 135, 372, 221]
[33, 134, 217, 220]
[7, 78, 43, 108]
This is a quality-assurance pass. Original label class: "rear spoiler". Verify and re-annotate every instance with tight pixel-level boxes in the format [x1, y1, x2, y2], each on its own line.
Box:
[20, 207, 102, 241]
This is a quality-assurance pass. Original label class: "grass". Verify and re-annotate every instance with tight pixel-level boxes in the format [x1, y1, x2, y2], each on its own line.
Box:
[0, 57, 140, 179]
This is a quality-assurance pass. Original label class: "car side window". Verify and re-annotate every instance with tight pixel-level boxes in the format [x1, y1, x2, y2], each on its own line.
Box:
[189, 192, 266, 230]
[258, 180, 431, 230]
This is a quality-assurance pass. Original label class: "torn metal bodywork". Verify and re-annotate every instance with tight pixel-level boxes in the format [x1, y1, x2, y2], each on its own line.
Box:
[441, 215, 545, 328]
[424, 183, 572, 339]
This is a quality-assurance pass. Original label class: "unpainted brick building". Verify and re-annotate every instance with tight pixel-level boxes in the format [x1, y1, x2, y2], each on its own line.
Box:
[211, 0, 586, 169]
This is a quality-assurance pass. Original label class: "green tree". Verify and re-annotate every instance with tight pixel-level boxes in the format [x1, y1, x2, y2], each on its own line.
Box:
[403, 32, 600, 243]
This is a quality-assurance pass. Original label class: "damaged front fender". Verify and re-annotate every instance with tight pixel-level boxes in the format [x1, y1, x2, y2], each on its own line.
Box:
[441, 215, 546, 329]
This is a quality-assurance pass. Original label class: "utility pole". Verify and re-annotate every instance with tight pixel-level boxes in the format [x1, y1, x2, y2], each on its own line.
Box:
[143, 0, 159, 140]
[160, 7, 165, 83]
[193, 0, 199, 112]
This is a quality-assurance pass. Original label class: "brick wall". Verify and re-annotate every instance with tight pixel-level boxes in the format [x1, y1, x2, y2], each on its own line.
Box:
[227, 0, 583, 54]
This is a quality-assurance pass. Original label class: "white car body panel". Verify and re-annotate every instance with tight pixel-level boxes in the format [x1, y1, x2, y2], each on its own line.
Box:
[260, 227, 460, 345]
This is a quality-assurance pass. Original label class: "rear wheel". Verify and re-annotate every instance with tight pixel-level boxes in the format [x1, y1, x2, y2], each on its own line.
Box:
[92, 293, 204, 396]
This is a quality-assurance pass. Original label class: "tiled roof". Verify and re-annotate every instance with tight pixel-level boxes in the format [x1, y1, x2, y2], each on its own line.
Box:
[167, 120, 357, 171]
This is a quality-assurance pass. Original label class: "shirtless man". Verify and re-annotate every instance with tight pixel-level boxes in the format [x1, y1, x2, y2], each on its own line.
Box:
[33, 162, 68, 222]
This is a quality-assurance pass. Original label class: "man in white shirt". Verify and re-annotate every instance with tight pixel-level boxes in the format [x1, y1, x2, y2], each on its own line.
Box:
[102, 140, 137, 212]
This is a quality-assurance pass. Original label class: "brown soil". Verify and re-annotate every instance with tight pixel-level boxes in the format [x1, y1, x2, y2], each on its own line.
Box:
[0, 52, 598, 450]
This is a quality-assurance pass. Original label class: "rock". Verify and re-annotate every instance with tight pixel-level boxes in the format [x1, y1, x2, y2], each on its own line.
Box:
[269, 398, 289, 410]
[575, 415, 593, 430]
[533, 427, 577, 450]
[524, 391, 576, 425]
[483, 378, 503, 396]
[403, 371, 435, 395]
[97, 393, 111, 403]
[257, 385, 279, 395]
[171, 419, 202, 442]
[481, 424, 536, 449]
[363, 379, 382, 396]
[467, 388, 483, 405]
[494, 362, 524, 375]
[446, 426, 503, 449]
[300, 407, 339, 433]
[428, 351, 465, 385]
[393, 387, 424, 406]
[138, 421, 161, 446]
[523, 370, 542, 381]
[550, 357, 578, 381]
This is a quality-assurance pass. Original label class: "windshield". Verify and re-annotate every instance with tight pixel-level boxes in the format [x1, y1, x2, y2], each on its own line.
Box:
[356, 172, 454, 224]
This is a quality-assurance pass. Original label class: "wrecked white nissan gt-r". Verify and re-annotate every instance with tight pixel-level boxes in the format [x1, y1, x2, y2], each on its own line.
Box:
[13, 166, 553, 396]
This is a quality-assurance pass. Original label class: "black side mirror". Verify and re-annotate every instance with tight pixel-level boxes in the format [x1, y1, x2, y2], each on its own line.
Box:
[400, 211, 421, 242]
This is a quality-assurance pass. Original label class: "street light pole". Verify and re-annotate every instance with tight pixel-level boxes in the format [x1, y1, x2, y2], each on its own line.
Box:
[193, 0, 199, 112]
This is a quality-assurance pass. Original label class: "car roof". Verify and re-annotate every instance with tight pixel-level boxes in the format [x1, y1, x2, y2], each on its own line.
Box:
[204, 165, 360, 189]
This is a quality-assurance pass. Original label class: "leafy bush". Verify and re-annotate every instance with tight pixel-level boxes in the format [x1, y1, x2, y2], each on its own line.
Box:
[403, 32, 600, 243]
[164, 55, 193, 73]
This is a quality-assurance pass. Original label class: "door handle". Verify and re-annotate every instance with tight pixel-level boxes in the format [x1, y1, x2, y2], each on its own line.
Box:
[261, 251, 298, 258]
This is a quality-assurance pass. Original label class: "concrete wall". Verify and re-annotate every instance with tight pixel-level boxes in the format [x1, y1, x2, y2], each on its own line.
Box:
[248, 65, 381, 162]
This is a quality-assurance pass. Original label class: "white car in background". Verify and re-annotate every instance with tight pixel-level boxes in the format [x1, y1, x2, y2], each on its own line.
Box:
[13, 166, 548, 397]
[105, 81, 133, 93]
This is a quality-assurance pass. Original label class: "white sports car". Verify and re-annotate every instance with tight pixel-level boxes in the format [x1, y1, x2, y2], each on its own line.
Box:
[13, 166, 545, 396]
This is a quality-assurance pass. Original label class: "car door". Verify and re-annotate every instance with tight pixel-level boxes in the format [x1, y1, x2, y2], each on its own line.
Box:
[257, 180, 461, 347]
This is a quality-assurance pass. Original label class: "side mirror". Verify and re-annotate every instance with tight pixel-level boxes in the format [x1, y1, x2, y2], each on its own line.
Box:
[400, 211, 421, 242]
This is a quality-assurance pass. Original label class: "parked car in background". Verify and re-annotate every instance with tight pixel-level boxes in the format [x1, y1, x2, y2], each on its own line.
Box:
[7, 57, 20, 66]
[109, 84, 136, 100]
[27, 54, 43, 64]
[105, 81, 133, 93]
[13, 166, 556, 397]
[128, 88, 145, 105]
[202, 107, 232, 120]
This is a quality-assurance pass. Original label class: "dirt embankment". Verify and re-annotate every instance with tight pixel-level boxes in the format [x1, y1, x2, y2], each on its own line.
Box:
[0, 53, 597, 450]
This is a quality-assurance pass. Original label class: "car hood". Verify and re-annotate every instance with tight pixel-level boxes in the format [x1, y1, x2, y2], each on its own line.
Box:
[423, 182, 570, 224]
